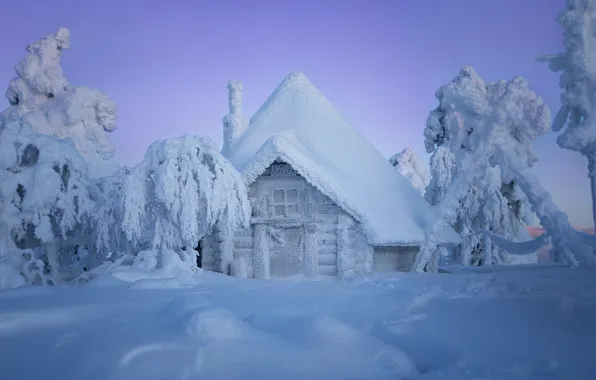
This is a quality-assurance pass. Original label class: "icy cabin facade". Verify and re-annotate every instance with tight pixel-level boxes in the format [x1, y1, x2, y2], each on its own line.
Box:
[200, 73, 460, 278]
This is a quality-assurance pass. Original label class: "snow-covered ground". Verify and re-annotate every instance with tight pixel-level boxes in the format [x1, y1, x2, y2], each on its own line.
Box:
[0, 266, 594, 380]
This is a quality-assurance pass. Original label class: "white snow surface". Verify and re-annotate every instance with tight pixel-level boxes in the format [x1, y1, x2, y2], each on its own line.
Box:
[390, 148, 430, 195]
[0, 266, 594, 379]
[226, 73, 460, 246]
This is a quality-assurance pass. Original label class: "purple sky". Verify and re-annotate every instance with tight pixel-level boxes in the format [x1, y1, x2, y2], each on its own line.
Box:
[0, 0, 592, 227]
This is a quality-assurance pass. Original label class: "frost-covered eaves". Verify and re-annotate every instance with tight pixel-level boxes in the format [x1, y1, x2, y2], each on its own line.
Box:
[228, 72, 461, 246]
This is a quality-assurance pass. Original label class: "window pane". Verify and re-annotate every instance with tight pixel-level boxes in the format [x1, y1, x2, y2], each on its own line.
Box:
[287, 189, 298, 202]
[287, 204, 299, 216]
[272, 190, 285, 203]
[274, 205, 285, 216]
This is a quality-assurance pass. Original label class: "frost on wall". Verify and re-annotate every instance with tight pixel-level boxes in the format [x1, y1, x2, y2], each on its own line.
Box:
[2, 28, 119, 178]
[0, 118, 94, 286]
[414, 66, 594, 271]
[422, 67, 540, 266]
[537, 0, 596, 233]
[236, 162, 376, 279]
[253, 224, 270, 278]
[117, 135, 251, 270]
[304, 223, 318, 276]
[389, 148, 430, 196]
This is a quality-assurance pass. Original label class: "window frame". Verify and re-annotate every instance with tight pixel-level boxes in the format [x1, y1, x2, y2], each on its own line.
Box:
[270, 188, 301, 219]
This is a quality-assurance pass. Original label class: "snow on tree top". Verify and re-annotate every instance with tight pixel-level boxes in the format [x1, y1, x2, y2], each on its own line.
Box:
[2, 28, 119, 178]
[226, 72, 460, 246]
[5, 28, 70, 113]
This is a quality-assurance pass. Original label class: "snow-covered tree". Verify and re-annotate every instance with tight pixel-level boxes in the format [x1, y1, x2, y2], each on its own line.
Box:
[423, 68, 537, 266]
[0, 28, 125, 287]
[91, 166, 131, 262]
[99, 135, 251, 270]
[537, 0, 596, 234]
[413, 66, 595, 271]
[3, 27, 119, 178]
[389, 148, 430, 195]
[0, 117, 95, 286]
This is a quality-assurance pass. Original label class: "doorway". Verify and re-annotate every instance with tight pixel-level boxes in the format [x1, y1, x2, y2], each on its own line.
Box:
[268, 226, 304, 277]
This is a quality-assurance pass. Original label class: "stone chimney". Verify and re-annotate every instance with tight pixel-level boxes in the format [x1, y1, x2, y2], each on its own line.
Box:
[222, 80, 247, 157]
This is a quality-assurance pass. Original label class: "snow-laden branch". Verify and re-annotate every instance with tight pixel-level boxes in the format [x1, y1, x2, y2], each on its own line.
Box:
[0, 118, 95, 286]
[483, 230, 550, 255]
[422, 67, 541, 267]
[416, 65, 595, 270]
[119, 135, 251, 253]
[412, 142, 494, 272]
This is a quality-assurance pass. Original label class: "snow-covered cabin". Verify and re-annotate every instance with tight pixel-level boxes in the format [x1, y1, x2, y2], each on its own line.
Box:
[200, 73, 460, 278]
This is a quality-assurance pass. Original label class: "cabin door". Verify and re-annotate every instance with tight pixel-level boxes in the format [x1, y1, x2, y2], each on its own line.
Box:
[268, 225, 304, 277]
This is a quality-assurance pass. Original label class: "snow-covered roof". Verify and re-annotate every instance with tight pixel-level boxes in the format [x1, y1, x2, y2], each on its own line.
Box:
[226, 73, 460, 246]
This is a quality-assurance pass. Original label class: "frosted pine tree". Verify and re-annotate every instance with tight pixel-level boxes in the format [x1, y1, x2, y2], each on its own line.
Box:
[0, 118, 95, 287]
[538, 0, 596, 235]
[106, 135, 251, 272]
[0, 28, 112, 287]
[3, 28, 119, 178]
[389, 148, 430, 196]
[414, 67, 594, 271]
[423, 68, 536, 266]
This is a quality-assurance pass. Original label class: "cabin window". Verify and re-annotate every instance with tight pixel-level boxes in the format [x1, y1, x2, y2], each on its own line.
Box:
[271, 188, 301, 218]
[274, 205, 285, 216]
[287, 189, 298, 202]
[273, 190, 284, 203]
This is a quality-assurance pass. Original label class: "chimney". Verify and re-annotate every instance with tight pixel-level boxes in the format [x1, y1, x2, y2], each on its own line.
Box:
[222, 80, 247, 157]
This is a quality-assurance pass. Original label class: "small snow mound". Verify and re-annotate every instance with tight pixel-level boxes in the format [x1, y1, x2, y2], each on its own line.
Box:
[133, 250, 159, 271]
[186, 309, 246, 340]
[160, 249, 191, 273]
[100, 255, 200, 288]
[160, 294, 212, 316]
[311, 317, 360, 339]
[311, 317, 420, 379]
[0, 263, 26, 290]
